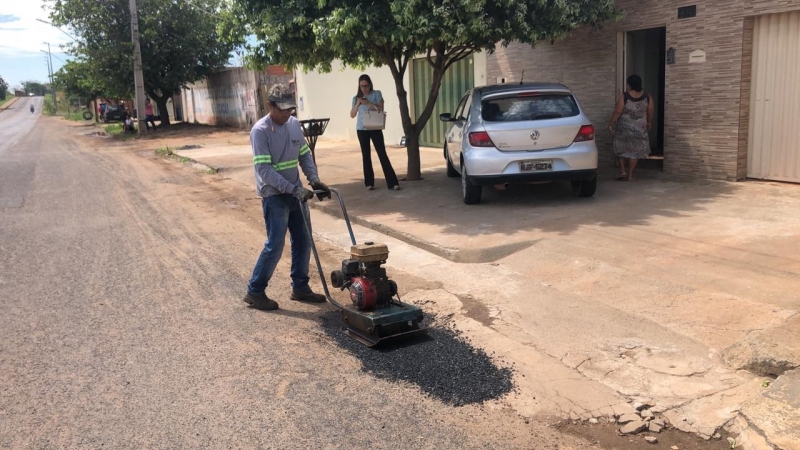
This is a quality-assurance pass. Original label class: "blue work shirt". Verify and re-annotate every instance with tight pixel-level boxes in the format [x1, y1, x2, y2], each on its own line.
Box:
[352, 90, 383, 131]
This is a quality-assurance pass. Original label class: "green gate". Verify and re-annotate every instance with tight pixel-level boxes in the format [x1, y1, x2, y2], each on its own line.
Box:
[413, 55, 474, 147]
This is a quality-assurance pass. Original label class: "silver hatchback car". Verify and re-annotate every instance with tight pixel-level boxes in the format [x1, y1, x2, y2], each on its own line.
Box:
[440, 83, 598, 204]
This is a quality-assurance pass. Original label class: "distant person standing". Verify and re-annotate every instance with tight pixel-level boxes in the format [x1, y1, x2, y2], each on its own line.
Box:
[349, 74, 401, 191]
[608, 75, 653, 181]
[144, 98, 157, 131]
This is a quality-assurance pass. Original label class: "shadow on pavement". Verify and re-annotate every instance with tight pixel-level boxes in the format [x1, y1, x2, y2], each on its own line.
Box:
[311, 158, 738, 261]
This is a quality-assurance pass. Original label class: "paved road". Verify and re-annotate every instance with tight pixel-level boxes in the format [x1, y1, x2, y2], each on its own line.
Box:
[0, 117, 592, 448]
[0, 96, 42, 154]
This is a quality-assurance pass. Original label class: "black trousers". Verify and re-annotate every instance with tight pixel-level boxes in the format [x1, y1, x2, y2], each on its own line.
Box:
[356, 129, 399, 189]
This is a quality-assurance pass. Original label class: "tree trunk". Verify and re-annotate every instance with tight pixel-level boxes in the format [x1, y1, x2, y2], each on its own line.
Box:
[405, 133, 421, 180]
[153, 95, 170, 127]
[383, 47, 465, 181]
[387, 55, 424, 181]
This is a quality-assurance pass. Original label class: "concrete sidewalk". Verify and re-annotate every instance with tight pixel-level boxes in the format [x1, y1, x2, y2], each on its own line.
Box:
[175, 137, 800, 448]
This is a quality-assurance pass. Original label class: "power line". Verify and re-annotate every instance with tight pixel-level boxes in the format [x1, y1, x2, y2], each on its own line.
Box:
[36, 18, 77, 41]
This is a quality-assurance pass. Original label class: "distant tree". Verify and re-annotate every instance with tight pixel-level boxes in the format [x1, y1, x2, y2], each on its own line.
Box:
[53, 58, 107, 109]
[226, 0, 617, 180]
[22, 81, 48, 96]
[0, 75, 8, 99]
[49, 0, 236, 126]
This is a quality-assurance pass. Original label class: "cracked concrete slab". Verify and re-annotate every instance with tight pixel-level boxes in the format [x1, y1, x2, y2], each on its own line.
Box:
[723, 314, 800, 378]
[403, 289, 631, 421]
[662, 378, 764, 439]
[740, 369, 800, 450]
[735, 427, 775, 450]
[574, 346, 751, 411]
[308, 208, 766, 432]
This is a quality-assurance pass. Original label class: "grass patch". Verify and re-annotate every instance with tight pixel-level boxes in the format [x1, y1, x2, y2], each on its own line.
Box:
[0, 92, 13, 107]
[104, 123, 124, 135]
[66, 111, 91, 121]
[43, 97, 56, 115]
[155, 146, 174, 157]
[155, 146, 215, 174]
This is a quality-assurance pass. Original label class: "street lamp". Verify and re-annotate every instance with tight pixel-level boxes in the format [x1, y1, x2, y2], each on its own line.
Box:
[35, 18, 77, 41]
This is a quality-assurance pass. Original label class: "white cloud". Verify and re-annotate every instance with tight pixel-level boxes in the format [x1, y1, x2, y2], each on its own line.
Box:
[0, 0, 74, 57]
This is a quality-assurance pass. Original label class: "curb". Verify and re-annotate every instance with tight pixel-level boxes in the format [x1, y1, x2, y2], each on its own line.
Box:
[159, 148, 218, 174]
[0, 97, 20, 112]
[307, 200, 538, 263]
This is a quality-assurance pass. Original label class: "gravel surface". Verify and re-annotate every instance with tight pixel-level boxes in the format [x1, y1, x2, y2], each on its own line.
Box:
[0, 117, 598, 448]
[321, 312, 514, 406]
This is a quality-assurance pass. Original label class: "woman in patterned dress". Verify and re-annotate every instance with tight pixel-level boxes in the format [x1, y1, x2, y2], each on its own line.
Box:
[608, 75, 654, 180]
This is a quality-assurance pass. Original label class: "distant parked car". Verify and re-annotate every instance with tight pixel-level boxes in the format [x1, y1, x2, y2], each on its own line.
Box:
[103, 104, 128, 123]
[440, 83, 598, 204]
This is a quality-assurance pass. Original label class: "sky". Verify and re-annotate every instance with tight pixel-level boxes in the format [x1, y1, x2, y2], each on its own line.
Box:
[0, 0, 72, 88]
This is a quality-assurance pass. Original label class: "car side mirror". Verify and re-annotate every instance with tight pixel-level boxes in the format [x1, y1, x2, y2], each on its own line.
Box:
[439, 113, 453, 122]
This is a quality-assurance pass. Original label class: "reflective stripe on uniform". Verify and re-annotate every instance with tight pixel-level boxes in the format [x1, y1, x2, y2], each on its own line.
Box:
[253, 155, 272, 165]
[299, 144, 310, 156]
[272, 159, 298, 171]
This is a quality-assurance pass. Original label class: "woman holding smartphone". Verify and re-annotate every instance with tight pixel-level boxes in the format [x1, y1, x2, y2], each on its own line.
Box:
[350, 74, 401, 191]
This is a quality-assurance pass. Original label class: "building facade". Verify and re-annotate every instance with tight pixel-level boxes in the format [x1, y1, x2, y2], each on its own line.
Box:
[181, 67, 292, 128]
[488, 0, 800, 182]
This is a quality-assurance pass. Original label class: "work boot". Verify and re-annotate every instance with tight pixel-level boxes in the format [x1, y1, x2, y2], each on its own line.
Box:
[290, 289, 326, 304]
[243, 292, 279, 311]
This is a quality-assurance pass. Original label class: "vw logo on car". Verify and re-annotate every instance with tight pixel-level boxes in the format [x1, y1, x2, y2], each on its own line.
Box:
[530, 130, 541, 141]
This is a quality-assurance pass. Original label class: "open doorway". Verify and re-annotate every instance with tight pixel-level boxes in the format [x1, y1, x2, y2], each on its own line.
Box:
[625, 27, 666, 157]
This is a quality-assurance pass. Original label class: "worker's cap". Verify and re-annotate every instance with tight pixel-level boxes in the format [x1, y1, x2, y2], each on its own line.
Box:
[268, 83, 296, 110]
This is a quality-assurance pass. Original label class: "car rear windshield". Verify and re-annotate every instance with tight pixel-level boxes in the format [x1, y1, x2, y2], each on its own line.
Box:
[481, 93, 579, 122]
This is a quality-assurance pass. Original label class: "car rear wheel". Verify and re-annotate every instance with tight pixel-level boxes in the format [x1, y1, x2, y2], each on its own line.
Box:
[571, 175, 597, 198]
[461, 163, 482, 205]
[444, 145, 458, 178]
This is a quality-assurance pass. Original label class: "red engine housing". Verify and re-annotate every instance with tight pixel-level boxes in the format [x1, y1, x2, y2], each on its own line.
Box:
[349, 277, 378, 311]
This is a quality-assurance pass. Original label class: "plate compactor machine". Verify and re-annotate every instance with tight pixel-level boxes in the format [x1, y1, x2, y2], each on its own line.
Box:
[300, 188, 427, 347]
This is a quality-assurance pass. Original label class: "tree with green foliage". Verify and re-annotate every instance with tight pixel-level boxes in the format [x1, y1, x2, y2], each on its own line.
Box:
[54, 59, 107, 106]
[0, 75, 8, 100]
[22, 81, 48, 97]
[49, 0, 236, 126]
[225, 0, 617, 180]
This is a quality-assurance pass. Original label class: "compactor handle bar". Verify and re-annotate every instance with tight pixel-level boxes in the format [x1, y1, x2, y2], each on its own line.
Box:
[298, 187, 353, 310]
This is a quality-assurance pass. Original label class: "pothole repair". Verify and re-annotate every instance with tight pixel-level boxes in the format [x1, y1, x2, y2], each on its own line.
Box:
[320, 312, 514, 406]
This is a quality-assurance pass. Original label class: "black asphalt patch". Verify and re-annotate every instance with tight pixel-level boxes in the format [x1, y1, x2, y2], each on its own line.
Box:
[321, 311, 515, 406]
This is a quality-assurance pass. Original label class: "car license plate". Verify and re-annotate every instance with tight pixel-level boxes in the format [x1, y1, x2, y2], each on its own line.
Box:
[520, 160, 553, 172]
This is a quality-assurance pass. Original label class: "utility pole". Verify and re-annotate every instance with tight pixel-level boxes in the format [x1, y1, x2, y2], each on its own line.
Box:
[129, 0, 147, 134]
[42, 57, 52, 107]
[44, 42, 57, 114]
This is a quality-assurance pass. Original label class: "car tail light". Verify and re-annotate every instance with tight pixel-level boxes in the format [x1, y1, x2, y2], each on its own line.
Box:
[574, 125, 595, 142]
[468, 131, 495, 147]
[516, 92, 542, 97]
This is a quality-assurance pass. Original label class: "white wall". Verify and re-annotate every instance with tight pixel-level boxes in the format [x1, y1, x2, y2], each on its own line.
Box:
[473, 51, 487, 88]
[296, 52, 484, 144]
[295, 61, 410, 145]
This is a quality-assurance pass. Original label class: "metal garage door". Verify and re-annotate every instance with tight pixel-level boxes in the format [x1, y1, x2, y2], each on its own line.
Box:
[413, 56, 474, 147]
[748, 11, 800, 182]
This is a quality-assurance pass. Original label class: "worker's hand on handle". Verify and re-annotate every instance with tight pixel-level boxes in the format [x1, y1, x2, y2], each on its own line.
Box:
[309, 179, 331, 201]
[293, 186, 315, 203]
